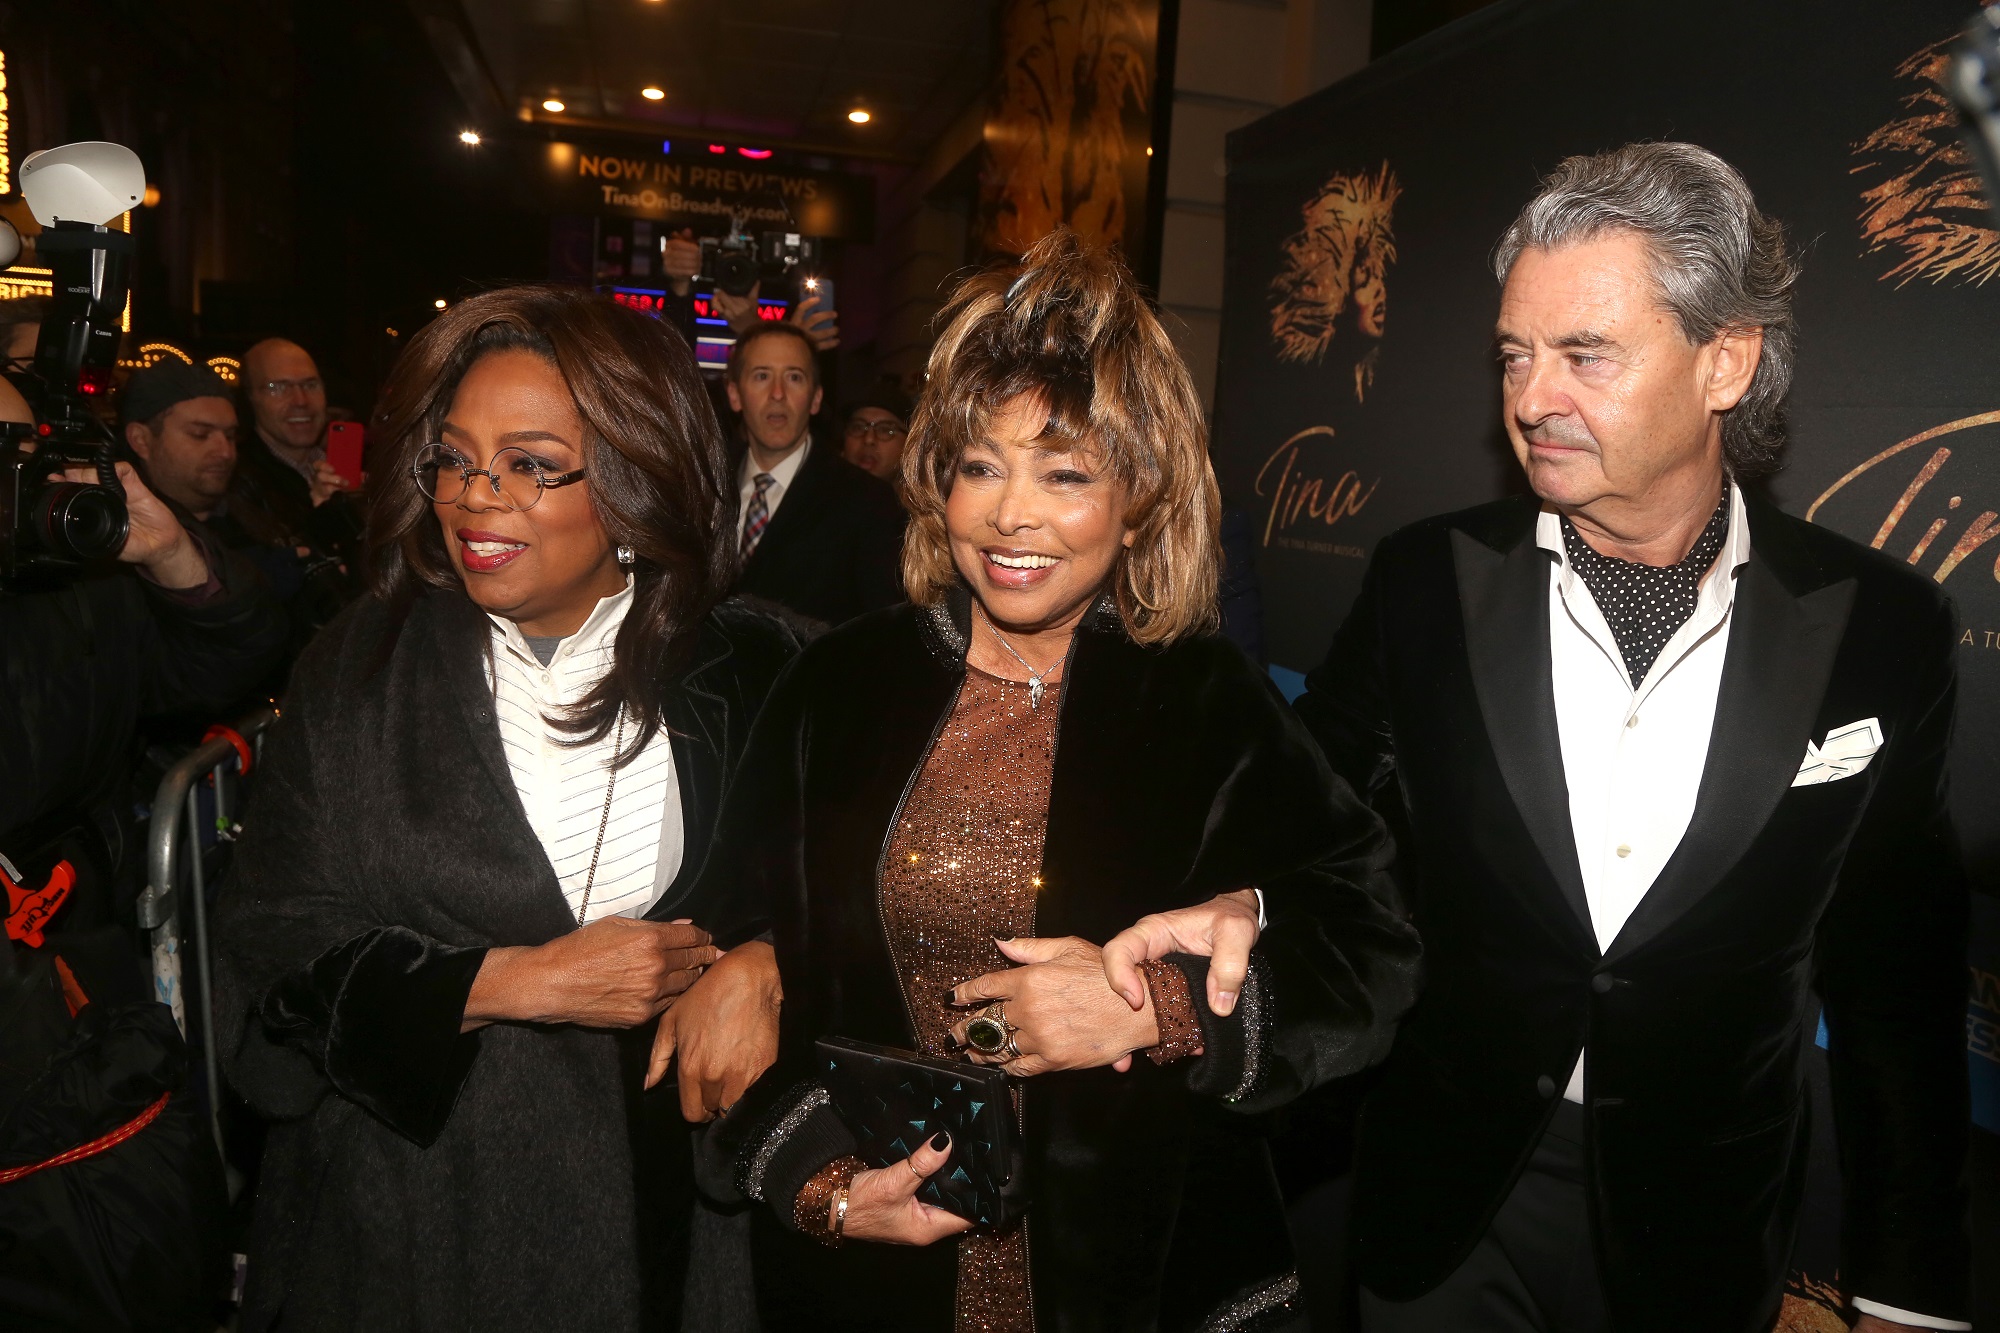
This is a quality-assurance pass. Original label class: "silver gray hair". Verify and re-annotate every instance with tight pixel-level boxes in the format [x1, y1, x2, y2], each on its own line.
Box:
[1492, 142, 1801, 477]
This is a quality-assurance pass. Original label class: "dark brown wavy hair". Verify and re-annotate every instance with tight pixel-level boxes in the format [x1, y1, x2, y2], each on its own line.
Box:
[368, 284, 736, 766]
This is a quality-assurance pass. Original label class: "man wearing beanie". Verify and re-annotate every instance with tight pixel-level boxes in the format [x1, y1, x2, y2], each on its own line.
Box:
[119, 356, 357, 689]
[120, 358, 239, 521]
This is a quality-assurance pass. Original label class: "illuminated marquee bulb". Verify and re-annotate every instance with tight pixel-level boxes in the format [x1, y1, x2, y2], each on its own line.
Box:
[847, 108, 871, 124]
[542, 98, 565, 113]
[641, 87, 665, 101]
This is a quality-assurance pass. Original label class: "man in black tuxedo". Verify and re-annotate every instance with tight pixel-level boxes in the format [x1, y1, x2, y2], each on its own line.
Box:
[724, 323, 904, 626]
[1296, 144, 1970, 1332]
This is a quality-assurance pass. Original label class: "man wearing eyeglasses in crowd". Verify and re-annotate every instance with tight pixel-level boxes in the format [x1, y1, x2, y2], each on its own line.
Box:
[839, 384, 912, 492]
[235, 337, 363, 567]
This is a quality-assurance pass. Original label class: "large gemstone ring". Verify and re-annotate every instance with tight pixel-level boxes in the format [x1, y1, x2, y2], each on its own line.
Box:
[964, 1003, 1013, 1055]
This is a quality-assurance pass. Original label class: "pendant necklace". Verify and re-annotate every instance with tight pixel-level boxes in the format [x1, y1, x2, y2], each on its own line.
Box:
[573, 706, 628, 924]
[978, 606, 1059, 709]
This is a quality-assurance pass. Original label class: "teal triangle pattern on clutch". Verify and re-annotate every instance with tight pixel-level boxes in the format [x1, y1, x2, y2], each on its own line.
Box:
[816, 1036, 1021, 1231]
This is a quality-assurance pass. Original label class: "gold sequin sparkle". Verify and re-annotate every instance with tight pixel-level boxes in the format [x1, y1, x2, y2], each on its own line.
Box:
[880, 666, 1056, 1333]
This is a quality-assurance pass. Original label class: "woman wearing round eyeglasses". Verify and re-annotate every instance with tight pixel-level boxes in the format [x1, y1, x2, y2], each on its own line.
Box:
[214, 286, 801, 1332]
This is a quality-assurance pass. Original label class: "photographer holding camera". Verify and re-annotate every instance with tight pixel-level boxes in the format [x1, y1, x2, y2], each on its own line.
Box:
[2, 445, 287, 841]
[0, 142, 287, 1331]
[692, 215, 842, 353]
[2, 143, 289, 846]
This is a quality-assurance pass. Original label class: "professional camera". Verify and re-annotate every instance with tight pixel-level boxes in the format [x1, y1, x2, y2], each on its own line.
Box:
[0, 143, 146, 586]
[698, 213, 821, 297]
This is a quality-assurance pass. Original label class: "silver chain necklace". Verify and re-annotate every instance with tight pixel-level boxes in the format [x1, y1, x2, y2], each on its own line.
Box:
[573, 706, 628, 925]
[977, 605, 1061, 709]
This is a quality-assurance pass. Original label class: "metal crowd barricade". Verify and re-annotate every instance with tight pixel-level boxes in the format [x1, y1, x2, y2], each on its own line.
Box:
[136, 706, 277, 1156]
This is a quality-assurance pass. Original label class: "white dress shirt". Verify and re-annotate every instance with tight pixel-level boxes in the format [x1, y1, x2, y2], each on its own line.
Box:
[736, 436, 812, 548]
[1542, 484, 1966, 1330]
[487, 577, 683, 923]
[1544, 486, 1749, 978]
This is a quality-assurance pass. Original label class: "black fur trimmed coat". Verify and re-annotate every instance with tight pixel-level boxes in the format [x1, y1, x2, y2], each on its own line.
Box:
[212, 586, 800, 1332]
[697, 590, 1424, 1332]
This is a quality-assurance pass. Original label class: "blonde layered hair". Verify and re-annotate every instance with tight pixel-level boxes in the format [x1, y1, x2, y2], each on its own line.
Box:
[901, 229, 1221, 646]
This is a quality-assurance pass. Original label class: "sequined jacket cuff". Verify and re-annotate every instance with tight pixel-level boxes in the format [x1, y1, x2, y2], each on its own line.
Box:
[794, 1154, 866, 1245]
[1139, 957, 1204, 1063]
[733, 1080, 859, 1231]
[1156, 950, 1272, 1105]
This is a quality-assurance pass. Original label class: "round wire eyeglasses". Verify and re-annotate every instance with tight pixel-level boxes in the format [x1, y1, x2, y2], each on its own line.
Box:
[412, 443, 587, 511]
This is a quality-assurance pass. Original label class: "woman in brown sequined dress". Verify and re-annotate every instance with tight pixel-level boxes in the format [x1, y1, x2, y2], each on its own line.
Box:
[703, 230, 1422, 1332]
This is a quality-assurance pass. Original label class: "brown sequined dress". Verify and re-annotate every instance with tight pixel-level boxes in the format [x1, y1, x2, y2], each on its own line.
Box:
[878, 666, 1052, 1333]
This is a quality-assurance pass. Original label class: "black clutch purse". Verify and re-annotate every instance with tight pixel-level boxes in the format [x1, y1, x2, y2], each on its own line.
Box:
[816, 1036, 1029, 1230]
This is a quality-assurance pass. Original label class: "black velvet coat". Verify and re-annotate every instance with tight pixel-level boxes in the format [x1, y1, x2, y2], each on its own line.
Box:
[212, 586, 800, 1332]
[697, 591, 1423, 1332]
[1296, 494, 1971, 1330]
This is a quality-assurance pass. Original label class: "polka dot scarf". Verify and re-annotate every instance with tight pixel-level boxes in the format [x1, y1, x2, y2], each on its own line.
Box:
[1559, 489, 1731, 687]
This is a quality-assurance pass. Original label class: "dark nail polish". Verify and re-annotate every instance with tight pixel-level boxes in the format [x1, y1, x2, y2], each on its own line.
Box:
[930, 1130, 950, 1151]
[943, 988, 960, 1005]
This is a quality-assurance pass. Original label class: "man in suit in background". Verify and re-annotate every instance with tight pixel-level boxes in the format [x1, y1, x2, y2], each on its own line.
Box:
[725, 322, 904, 626]
[1296, 143, 1970, 1333]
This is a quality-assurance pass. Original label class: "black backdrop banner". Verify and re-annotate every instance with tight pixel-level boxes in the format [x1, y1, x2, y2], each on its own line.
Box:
[1214, 0, 1997, 1321]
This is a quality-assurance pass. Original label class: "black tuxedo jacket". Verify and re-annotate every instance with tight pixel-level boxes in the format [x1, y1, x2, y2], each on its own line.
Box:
[1296, 493, 1970, 1331]
[730, 439, 905, 626]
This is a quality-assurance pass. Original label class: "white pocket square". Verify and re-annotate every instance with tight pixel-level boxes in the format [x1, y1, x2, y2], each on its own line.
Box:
[1792, 717, 1883, 787]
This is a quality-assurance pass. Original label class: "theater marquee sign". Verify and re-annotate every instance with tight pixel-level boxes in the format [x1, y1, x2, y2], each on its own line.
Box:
[520, 140, 876, 241]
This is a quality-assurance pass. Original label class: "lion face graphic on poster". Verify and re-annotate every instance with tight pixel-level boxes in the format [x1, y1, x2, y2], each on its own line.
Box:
[1269, 163, 1403, 402]
[1851, 19, 2000, 287]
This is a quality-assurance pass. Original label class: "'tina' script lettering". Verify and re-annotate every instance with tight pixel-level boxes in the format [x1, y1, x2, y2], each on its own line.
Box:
[1808, 411, 2000, 585]
[1255, 426, 1379, 548]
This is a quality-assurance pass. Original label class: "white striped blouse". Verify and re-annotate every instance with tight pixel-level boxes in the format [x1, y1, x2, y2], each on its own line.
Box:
[487, 577, 683, 923]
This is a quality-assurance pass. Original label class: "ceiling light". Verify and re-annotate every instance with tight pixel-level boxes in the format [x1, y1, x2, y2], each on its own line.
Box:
[434, 299, 448, 310]
[641, 86, 665, 101]
[847, 108, 871, 124]
[459, 130, 482, 145]
[1145, 146, 1153, 156]
[542, 98, 565, 113]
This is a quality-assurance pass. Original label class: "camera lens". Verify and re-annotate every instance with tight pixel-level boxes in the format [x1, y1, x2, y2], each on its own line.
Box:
[33, 481, 129, 562]
[714, 251, 760, 297]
